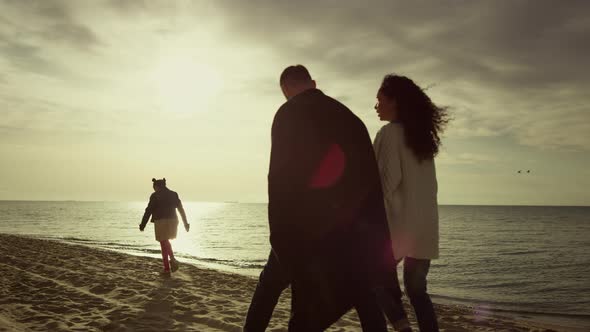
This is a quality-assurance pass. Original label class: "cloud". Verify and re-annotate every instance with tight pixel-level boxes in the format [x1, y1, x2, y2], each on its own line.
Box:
[207, 0, 590, 149]
[1, 0, 589, 151]
[437, 152, 498, 166]
[0, 0, 587, 203]
[0, 0, 102, 82]
[1, 0, 100, 49]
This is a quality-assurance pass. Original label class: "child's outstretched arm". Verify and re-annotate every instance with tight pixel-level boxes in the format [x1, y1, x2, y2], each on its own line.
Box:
[139, 195, 155, 231]
[177, 195, 190, 232]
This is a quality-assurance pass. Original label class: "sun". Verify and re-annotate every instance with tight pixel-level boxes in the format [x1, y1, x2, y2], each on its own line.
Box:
[151, 53, 223, 113]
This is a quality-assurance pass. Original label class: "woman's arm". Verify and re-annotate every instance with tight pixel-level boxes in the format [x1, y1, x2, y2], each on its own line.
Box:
[374, 125, 402, 197]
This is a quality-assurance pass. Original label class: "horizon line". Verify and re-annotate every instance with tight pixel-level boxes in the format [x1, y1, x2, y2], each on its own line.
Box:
[0, 200, 588, 208]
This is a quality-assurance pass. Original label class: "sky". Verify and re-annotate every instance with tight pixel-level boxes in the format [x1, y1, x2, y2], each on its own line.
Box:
[1, 0, 589, 205]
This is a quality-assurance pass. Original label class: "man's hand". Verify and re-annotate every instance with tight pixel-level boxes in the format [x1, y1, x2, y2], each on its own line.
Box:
[139, 224, 145, 232]
[184, 223, 190, 232]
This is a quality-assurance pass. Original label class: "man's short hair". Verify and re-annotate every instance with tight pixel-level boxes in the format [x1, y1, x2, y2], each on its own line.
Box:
[280, 65, 312, 85]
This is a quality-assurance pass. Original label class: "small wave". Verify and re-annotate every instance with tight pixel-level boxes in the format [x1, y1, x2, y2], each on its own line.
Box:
[51, 236, 157, 255]
[53, 236, 267, 269]
[477, 280, 534, 289]
[431, 294, 590, 319]
[130, 247, 162, 255]
[58, 237, 146, 249]
[178, 255, 266, 269]
[59, 236, 94, 242]
[499, 250, 547, 256]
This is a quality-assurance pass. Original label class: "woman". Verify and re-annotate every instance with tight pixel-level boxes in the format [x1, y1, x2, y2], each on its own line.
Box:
[374, 75, 448, 332]
[140, 178, 190, 275]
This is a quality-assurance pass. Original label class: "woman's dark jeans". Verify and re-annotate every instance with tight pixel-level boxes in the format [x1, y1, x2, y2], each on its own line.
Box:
[402, 257, 439, 332]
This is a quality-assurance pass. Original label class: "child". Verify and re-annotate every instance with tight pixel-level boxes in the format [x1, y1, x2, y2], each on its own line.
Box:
[140, 178, 190, 275]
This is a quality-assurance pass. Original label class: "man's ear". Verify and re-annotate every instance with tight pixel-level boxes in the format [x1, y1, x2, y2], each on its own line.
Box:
[280, 84, 290, 99]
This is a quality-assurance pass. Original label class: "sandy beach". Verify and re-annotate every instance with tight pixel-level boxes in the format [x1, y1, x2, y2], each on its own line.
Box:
[0, 234, 582, 332]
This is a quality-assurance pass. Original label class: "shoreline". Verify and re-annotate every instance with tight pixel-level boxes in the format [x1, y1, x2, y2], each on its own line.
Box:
[51, 234, 590, 328]
[0, 233, 587, 331]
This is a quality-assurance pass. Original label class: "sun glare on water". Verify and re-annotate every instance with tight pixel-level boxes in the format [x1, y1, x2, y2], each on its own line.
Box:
[171, 202, 228, 257]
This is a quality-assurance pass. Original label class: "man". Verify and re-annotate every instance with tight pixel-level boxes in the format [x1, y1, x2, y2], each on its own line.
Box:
[244, 65, 407, 331]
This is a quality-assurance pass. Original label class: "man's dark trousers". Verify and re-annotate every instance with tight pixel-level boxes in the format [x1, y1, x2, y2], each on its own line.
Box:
[243, 251, 388, 332]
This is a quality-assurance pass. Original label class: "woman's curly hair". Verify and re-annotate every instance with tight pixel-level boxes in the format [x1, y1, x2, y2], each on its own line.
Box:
[379, 74, 450, 161]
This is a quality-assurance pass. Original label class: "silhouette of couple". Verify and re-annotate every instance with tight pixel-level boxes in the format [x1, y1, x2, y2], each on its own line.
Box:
[242, 65, 448, 331]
